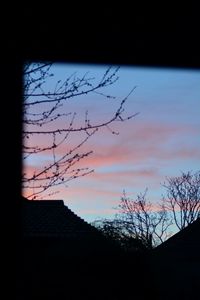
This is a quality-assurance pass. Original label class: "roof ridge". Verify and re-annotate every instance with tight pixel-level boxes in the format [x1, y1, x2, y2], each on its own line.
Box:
[63, 204, 96, 229]
[21, 197, 101, 237]
[154, 217, 200, 251]
[21, 197, 64, 205]
[22, 197, 93, 226]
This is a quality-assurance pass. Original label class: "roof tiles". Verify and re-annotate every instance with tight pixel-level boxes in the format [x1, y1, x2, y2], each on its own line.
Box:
[21, 198, 103, 239]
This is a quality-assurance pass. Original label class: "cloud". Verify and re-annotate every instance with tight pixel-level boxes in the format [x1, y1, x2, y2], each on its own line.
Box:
[23, 120, 200, 190]
[23, 164, 42, 176]
[73, 122, 200, 172]
[86, 168, 160, 187]
[61, 185, 121, 202]
[23, 119, 200, 216]
[23, 116, 200, 161]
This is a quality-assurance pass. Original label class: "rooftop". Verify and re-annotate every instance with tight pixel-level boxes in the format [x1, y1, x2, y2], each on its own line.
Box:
[21, 197, 103, 239]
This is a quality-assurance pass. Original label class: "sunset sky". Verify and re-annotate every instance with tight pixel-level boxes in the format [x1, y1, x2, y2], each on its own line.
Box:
[23, 63, 200, 223]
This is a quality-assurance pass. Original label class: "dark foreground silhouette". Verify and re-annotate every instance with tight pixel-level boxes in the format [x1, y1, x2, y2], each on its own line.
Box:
[16, 197, 200, 299]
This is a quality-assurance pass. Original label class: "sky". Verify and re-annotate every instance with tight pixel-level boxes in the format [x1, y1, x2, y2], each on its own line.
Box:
[23, 63, 200, 223]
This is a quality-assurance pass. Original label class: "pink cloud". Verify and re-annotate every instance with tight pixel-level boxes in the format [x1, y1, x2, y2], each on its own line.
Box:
[172, 148, 200, 159]
[86, 168, 160, 187]
[23, 120, 200, 168]
[60, 185, 121, 201]
[23, 119, 200, 181]
[22, 119, 200, 207]
[23, 164, 42, 175]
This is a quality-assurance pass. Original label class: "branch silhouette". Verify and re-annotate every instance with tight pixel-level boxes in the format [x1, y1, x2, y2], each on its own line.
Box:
[23, 63, 138, 199]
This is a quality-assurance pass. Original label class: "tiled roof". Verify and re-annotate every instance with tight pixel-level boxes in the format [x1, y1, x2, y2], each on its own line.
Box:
[153, 217, 200, 261]
[155, 218, 200, 249]
[21, 197, 105, 240]
[151, 217, 200, 299]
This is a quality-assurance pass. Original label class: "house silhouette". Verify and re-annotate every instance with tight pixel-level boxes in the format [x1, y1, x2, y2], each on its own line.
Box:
[17, 197, 125, 299]
[20, 196, 117, 253]
[16, 197, 200, 299]
[17, 197, 200, 299]
[150, 218, 200, 300]
[17, 197, 154, 299]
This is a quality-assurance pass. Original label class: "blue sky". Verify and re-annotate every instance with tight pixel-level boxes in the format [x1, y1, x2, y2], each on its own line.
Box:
[23, 63, 200, 223]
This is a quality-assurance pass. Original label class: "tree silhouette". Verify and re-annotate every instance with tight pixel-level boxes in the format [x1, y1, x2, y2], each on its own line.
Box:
[93, 189, 172, 250]
[162, 170, 200, 230]
[22, 63, 137, 199]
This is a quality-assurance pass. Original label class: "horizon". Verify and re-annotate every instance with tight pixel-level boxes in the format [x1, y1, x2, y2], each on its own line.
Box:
[23, 63, 200, 225]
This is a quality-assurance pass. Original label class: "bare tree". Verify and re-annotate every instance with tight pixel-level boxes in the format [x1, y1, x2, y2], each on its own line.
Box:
[93, 189, 172, 250]
[92, 217, 148, 252]
[117, 189, 172, 248]
[22, 63, 137, 199]
[162, 170, 200, 230]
